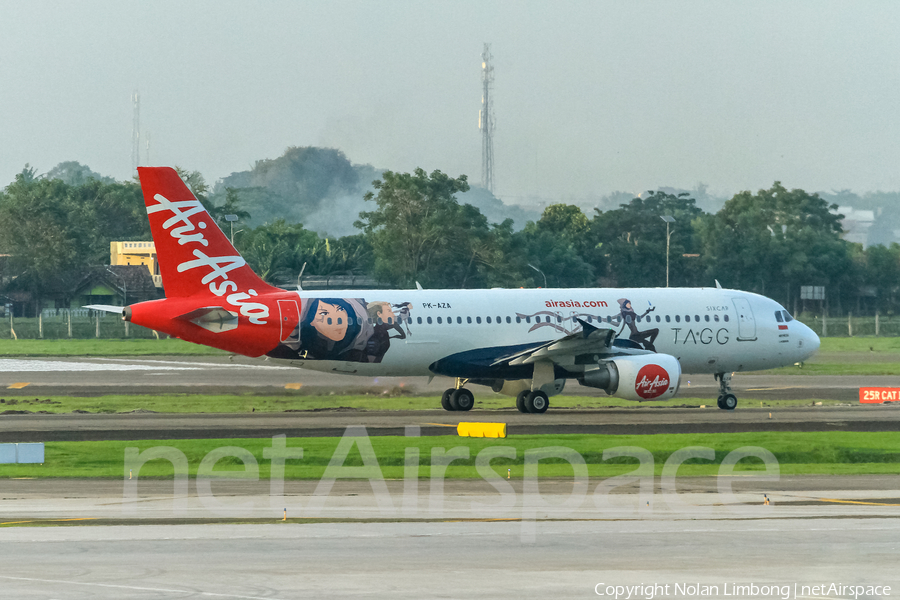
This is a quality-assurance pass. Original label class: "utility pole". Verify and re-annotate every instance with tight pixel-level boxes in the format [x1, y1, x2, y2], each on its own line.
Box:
[661, 216, 675, 287]
[480, 43, 495, 194]
[132, 90, 141, 173]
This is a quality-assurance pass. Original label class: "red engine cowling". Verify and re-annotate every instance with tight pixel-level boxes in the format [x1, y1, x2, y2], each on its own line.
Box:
[578, 354, 681, 401]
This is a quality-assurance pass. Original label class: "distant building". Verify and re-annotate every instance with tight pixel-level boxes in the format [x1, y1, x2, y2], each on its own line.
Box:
[837, 206, 875, 247]
[110, 241, 162, 288]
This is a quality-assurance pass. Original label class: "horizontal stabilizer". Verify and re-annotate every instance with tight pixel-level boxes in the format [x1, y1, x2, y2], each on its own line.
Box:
[176, 306, 239, 334]
[83, 304, 125, 314]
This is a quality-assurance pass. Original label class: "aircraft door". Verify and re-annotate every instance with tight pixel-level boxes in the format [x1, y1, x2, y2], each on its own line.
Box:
[278, 299, 300, 342]
[731, 297, 757, 341]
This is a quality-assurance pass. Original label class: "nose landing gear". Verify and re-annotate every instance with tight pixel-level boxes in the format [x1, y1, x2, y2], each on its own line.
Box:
[715, 372, 737, 410]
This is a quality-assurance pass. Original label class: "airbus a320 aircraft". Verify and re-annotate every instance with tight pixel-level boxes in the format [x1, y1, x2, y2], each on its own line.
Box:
[88, 167, 820, 414]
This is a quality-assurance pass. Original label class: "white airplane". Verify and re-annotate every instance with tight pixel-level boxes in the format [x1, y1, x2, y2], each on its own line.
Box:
[89, 167, 820, 414]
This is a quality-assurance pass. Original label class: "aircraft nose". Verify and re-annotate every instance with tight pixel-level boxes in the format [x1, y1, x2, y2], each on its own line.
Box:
[796, 322, 820, 361]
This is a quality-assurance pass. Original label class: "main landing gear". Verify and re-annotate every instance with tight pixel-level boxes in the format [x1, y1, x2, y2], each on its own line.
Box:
[715, 372, 737, 410]
[441, 378, 475, 412]
[515, 390, 549, 414]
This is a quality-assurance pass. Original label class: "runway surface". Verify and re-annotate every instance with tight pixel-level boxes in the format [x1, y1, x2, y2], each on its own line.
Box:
[1, 475, 899, 599]
[1, 518, 896, 600]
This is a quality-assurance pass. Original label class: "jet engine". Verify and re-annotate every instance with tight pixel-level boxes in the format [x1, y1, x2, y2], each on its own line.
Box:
[578, 354, 681, 401]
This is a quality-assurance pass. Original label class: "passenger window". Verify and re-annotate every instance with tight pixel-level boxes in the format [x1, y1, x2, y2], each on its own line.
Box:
[506, 316, 511, 324]
[327, 318, 333, 325]
[704, 315, 710, 322]
[724, 315, 730, 322]
[467, 316, 472, 324]
[427, 317, 433, 324]
[655, 315, 660, 322]
[665, 315, 671, 323]
[417, 317, 422, 324]
[714, 314, 719, 322]
[684, 315, 690, 322]
[377, 317, 383, 325]
[337, 318, 343, 325]
[636, 315, 641, 323]
[457, 317, 462, 324]
[775, 311, 783, 323]
[486, 316, 492, 324]
[437, 317, 442, 324]
[675, 315, 681, 323]
[556, 315, 561, 323]
[526, 316, 531, 323]
[626, 315, 633, 324]
[516, 316, 521, 323]
[694, 315, 699, 322]
[476, 317, 482, 324]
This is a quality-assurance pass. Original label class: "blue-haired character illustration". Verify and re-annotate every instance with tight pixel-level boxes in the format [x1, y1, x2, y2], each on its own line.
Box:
[269, 297, 374, 362]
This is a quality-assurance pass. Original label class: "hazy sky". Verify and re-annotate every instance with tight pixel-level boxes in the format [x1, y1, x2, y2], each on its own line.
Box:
[2, 1, 898, 204]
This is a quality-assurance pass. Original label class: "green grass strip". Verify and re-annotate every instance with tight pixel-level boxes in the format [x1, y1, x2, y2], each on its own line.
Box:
[2, 432, 898, 479]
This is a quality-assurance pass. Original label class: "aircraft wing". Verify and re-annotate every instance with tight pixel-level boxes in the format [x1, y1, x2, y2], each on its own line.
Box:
[429, 318, 652, 380]
[495, 318, 617, 366]
[84, 304, 125, 314]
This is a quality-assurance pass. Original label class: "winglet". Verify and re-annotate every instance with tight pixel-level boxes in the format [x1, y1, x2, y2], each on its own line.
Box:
[575, 317, 600, 338]
[715, 279, 722, 289]
[576, 317, 616, 347]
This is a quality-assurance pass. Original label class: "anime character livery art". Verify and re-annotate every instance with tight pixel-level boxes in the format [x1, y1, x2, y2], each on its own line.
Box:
[87, 167, 820, 414]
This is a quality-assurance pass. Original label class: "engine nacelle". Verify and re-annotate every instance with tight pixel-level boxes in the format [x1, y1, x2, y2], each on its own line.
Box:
[578, 354, 681, 401]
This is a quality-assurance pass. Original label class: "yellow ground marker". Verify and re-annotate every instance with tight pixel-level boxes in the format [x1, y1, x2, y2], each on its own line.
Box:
[284, 383, 303, 390]
[1, 518, 98, 526]
[457, 422, 507, 438]
[818, 498, 900, 506]
[7, 382, 30, 389]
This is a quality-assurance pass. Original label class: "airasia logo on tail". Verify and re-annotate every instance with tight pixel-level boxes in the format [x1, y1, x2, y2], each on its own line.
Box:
[635, 364, 670, 399]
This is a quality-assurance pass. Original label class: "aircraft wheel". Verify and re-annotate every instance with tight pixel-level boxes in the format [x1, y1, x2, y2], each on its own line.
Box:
[720, 393, 737, 410]
[451, 388, 475, 411]
[525, 391, 549, 414]
[716, 395, 725, 409]
[441, 389, 454, 411]
[515, 391, 529, 413]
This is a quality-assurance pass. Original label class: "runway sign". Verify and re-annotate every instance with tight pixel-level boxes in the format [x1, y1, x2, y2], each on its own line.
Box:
[859, 388, 900, 403]
[457, 422, 507, 438]
[0, 443, 44, 464]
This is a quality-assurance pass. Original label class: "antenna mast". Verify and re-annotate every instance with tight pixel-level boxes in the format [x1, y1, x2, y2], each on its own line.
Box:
[480, 44, 495, 193]
[131, 90, 141, 173]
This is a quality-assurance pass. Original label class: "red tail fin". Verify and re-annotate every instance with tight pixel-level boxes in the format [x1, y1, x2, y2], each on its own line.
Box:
[137, 167, 276, 298]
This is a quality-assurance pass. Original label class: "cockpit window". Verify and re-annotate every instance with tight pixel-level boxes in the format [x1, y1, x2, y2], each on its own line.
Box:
[775, 311, 783, 323]
[782, 310, 793, 322]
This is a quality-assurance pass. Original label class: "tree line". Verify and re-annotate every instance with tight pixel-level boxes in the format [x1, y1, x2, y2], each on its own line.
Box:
[0, 163, 896, 317]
